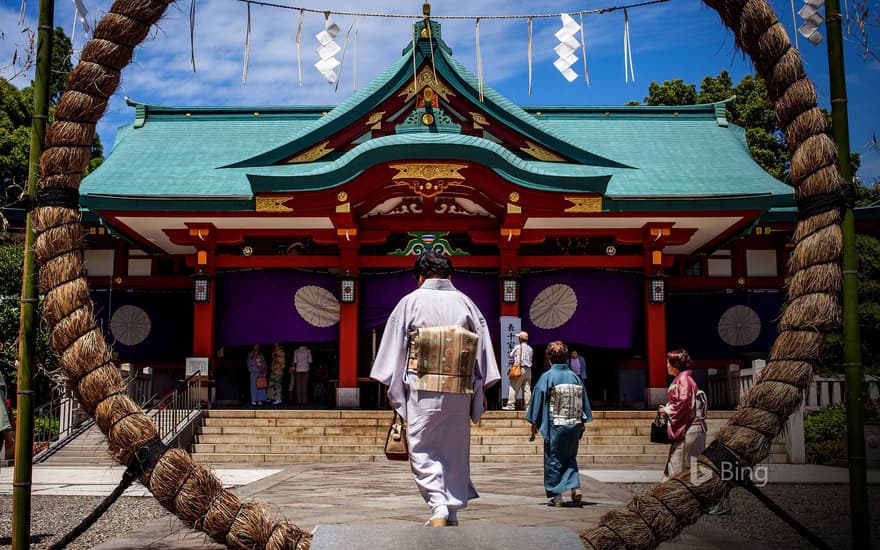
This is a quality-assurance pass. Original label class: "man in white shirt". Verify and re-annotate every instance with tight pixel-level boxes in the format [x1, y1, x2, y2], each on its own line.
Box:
[292, 345, 312, 405]
[504, 331, 533, 410]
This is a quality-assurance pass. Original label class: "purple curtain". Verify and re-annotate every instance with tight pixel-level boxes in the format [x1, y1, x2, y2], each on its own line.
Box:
[359, 270, 500, 333]
[520, 269, 640, 348]
[666, 289, 783, 359]
[91, 289, 193, 361]
[216, 270, 339, 346]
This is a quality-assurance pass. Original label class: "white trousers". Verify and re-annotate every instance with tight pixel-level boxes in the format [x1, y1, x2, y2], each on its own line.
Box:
[662, 423, 707, 481]
[507, 366, 532, 408]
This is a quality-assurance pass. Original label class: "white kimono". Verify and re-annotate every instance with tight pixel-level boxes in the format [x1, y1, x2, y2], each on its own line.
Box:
[371, 278, 501, 513]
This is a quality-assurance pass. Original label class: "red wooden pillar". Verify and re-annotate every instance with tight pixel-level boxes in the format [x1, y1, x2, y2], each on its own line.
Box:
[188, 224, 217, 378]
[643, 224, 671, 408]
[498, 234, 520, 319]
[644, 277, 667, 406]
[338, 298, 359, 388]
[192, 249, 216, 374]
[336, 239, 360, 407]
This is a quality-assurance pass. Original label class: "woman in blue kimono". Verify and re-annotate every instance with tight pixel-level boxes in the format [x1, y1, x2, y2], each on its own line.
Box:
[526, 340, 593, 506]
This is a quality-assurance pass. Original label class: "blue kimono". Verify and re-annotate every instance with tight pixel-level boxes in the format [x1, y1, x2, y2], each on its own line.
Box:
[525, 363, 593, 497]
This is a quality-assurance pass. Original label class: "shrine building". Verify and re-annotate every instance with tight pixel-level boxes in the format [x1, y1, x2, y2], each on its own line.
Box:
[74, 20, 801, 408]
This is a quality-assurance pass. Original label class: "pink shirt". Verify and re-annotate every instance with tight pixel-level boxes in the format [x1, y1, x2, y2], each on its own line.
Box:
[663, 370, 698, 441]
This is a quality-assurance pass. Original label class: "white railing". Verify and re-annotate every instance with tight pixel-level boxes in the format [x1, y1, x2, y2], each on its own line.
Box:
[709, 363, 880, 412]
[708, 361, 880, 464]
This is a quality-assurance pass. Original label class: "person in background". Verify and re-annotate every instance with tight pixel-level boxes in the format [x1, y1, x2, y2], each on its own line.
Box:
[268, 343, 286, 405]
[503, 331, 533, 411]
[568, 349, 587, 383]
[0, 369, 15, 465]
[293, 345, 313, 405]
[658, 348, 706, 481]
[526, 341, 592, 507]
[371, 250, 500, 527]
[247, 343, 268, 406]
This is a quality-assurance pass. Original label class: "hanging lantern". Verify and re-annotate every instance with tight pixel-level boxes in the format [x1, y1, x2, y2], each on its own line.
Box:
[340, 273, 357, 304]
[502, 273, 518, 304]
[648, 276, 665, 304]
[193, 272, 212, 304]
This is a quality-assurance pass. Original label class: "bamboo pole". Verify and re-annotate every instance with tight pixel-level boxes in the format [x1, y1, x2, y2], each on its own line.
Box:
[824, 0, 871, 546]
[12, 0, 54, 547]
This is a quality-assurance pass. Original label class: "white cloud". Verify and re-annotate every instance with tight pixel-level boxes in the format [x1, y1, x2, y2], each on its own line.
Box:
[1, 0, 878, 183]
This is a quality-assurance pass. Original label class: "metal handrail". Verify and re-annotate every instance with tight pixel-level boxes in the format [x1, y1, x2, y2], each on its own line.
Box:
[33, 368, 205, 463]
[142, 370, 204, 445]
[31, 391, 87, 459]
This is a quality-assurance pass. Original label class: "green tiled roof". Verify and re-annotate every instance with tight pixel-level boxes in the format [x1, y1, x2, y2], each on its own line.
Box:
[530, 106, 792, 203]
[81, 22, 794, 213]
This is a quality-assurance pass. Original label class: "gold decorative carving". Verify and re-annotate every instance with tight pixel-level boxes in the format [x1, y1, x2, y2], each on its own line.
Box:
[508, 192, 520, 203]
[521, 141, 565, 162]
[337, 191, 348, 202]
[256, 195, 294, 212]
[422, 113, 435, 126]
[287, 141, 334, 163]
[336, 202, 351, 213]
[365, 112, 385, 130]
[564, 196, 603, 213]
[390, 163, 468, 198]
[507, 203, 522, 214]
[470, 112, 490, 128]
[399, 67, 455, 102]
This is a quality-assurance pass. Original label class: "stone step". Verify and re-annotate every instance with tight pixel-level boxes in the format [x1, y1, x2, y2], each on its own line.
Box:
[189, 409, 791, 465]
[191, 450, 790, 466]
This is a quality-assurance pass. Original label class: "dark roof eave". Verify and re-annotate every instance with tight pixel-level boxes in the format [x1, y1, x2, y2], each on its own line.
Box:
[602, 194, 781, 212]
[80, 196, 254, 212]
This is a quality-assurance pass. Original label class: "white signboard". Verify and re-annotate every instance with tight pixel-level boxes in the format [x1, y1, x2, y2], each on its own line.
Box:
[185, 357, 209, 376]
[499, 316, 522, 399]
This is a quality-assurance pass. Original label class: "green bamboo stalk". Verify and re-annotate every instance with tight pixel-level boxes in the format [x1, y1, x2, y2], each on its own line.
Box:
[12, 0, 53, 547]
[823, 0, 871, 546]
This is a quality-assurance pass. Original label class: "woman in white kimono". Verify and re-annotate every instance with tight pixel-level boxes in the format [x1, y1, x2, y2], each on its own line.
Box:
[371, 250, 500, 527]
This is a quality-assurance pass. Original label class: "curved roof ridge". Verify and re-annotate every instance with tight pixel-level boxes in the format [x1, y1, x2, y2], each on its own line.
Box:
[244, 133, 617, 193]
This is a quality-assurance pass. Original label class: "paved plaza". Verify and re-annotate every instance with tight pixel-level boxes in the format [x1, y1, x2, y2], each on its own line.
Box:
[3, 462, 872, 549]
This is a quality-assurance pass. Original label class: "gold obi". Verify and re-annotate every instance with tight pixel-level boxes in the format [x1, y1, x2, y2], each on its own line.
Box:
[407, 325, 479, 394]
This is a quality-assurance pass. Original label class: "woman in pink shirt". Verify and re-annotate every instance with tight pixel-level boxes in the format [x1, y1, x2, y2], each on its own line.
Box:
[657, 349, 706, 481]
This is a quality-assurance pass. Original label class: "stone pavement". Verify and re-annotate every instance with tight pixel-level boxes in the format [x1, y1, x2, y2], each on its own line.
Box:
[3, 462, 873, 549]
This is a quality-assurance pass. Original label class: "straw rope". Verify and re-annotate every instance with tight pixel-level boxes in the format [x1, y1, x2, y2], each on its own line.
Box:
[32, 0, 311, 547]
[32, 0, 839, 548]
[581, 0, 844, 547]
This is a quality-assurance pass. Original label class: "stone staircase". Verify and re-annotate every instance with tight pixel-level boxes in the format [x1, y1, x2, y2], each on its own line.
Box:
[190, 409, 791, 465]
[37, 422, 118, 466]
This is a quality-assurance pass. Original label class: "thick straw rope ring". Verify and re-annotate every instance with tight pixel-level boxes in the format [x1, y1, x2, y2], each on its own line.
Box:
[33, 0, 842, 548]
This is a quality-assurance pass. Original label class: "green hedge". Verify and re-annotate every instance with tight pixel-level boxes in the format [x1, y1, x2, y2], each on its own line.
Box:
[804, 404, 847, 465]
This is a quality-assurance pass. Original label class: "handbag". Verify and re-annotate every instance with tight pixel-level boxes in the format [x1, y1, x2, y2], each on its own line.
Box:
[650, 413, 672, 444]
[508, 363, 522, 379]
[384, 411, 409, 460]
[255, 376, 268, 389]
[508, 345, 523, 379]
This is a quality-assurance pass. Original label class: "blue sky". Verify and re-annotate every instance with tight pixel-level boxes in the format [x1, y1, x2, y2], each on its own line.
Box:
[2, 0, 879, 184]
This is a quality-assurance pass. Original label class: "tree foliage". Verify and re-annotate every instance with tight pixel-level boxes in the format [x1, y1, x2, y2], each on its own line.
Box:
[0, 242, 61, 404]
[0, 26, 101, 206]
[821, 185, 880, 374]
